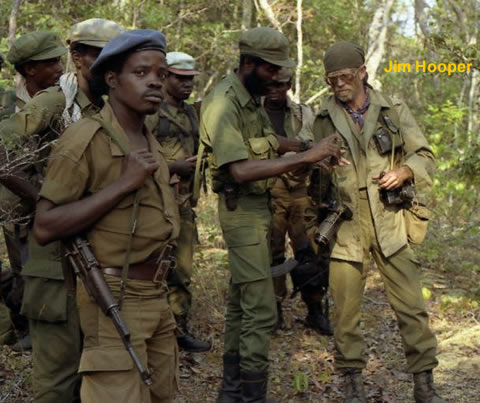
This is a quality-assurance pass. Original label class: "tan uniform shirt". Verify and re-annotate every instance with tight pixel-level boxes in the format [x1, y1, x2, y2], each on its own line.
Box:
[40, 103, 180, 268]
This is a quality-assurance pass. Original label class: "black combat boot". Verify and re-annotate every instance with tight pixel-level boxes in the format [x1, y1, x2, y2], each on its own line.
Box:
[240, 371, 277, 403]
[413, 370, 446, 403]
[176, 315, 211, 353]
[343, 369, 366, 403]
[217, 354, 242, 403]
[304, 301, 333, 336]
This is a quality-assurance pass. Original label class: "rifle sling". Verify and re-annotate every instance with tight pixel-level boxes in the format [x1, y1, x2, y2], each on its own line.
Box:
[90, 116, 141, 309]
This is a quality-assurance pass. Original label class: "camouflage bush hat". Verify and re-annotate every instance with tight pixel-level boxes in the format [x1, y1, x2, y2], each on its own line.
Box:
[67, 18, 125, 48]
[7, 32, 67, 66]
[239, 27, 295, 68]
[167, 52, 200, 75]
[323, 41, 365, 74]
[90, 29, 167, 76]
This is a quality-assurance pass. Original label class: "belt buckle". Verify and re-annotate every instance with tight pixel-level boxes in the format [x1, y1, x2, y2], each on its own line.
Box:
[153, 244, 175, 284]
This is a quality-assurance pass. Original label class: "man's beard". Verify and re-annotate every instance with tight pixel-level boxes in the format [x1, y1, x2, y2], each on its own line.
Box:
[244, 68, 273, 96]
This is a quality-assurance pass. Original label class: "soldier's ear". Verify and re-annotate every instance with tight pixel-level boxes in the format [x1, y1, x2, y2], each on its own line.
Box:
[71, 50, 82, 70]
[23, 62, 37, 78]
[104, 71, 118, 90]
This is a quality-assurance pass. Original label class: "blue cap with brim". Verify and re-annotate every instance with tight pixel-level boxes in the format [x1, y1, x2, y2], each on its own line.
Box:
[90, 29, 167, 76]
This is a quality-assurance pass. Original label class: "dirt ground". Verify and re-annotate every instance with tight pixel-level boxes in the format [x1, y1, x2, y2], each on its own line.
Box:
[1, 195, 479, 402]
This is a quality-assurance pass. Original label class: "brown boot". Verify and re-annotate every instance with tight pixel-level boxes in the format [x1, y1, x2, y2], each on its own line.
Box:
[343, 369, 366, 403]
[413, 370, 446, 403]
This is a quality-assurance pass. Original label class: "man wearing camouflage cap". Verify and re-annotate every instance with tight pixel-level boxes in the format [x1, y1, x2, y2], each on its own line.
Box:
[146, 51, 211, 353]
[199, 27, 345, 402]
[35, 29, 179, 403]
[262, 68, 333, 336]
[0, 19, 124, 403]
[301, 41, 444, 403]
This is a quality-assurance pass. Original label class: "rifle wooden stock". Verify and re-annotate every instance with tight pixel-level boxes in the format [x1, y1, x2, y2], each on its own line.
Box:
[65, 236, 153, 386]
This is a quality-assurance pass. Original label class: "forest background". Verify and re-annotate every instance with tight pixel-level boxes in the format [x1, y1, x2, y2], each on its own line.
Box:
[0, 0, 479, 402]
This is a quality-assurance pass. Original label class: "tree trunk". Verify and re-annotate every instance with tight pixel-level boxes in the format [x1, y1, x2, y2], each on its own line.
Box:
[365, 0, 395, 88]
[256, 0, 282, 31]
[293, 0, 303, 103]
[242, 0, 253, 30]
[8, 0, 21, 48]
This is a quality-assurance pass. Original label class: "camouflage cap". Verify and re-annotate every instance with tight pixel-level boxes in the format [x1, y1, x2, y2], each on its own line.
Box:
[323, 41, 365, 74]
[67, 18, 125, 48]
[276, 67, 293, 83]
[239, 27, 295, 68]
[7, 31, 67, 66]
[166, 52, 200, 75]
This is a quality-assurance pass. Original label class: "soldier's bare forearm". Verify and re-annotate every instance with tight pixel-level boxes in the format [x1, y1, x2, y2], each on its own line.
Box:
[34, 179, 134, 245]
[229, 153, 310, 184]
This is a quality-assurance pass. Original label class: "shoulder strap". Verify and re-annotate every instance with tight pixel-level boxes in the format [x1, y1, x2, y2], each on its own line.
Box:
[89, 116, 140, 309]
[184, 103, 199, 152]
[157, 103, 171, 138]
[192, 140, 206, 207]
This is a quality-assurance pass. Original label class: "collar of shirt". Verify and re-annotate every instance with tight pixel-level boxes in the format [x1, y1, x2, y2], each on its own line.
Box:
[339, 88, 370, 128]
[228, 71, 258, 108]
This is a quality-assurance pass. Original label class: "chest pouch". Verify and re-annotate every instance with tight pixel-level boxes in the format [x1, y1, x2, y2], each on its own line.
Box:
[374, 114, 403, 155]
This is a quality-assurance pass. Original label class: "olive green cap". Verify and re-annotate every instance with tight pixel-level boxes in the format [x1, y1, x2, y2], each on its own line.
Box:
[323, 41, 365, 74]
[67, 18, 125, 48]
[7, 32, 67, 66]
[239, 27, 295, 68]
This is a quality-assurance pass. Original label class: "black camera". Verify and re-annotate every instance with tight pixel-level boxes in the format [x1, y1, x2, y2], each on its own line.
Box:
[314, 202, 353, 248]
[380, 181, 416, 205]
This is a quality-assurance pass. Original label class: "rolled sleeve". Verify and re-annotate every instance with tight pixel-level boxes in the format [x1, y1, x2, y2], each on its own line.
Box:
[202, 96, 249, 168]
[395, 100, 435, 185]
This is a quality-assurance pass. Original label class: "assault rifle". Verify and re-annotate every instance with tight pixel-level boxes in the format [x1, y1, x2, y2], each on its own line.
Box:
[64, 236, 152, 386]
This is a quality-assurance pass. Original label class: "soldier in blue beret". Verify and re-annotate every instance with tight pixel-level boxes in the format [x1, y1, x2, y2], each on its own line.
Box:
[34, 30, 180, 403]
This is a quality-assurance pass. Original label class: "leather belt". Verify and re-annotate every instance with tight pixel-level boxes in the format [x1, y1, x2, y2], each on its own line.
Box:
[103, 244, 175, 284]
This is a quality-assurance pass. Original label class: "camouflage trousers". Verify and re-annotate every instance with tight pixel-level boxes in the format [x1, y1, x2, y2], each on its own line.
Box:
[270, 187, 325, 303]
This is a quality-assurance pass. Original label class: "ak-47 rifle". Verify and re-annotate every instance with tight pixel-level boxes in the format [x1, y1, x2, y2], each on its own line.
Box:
[64, 236, 152, 386]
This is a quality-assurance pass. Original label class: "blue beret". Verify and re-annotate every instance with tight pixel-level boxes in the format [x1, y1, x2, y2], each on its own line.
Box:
[90, 29, 167, 75]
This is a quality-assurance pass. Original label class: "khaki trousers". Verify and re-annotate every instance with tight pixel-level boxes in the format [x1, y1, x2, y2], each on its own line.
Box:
[329, 192, 438, 373]
[77, 275, 178, 403]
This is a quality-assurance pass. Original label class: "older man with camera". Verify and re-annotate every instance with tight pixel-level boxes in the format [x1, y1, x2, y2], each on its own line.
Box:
[303, 41, 444, 403]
